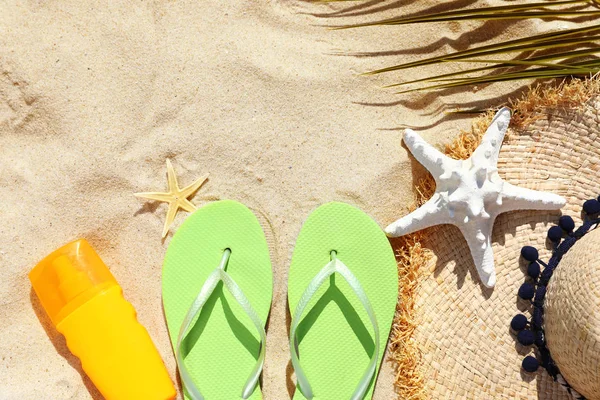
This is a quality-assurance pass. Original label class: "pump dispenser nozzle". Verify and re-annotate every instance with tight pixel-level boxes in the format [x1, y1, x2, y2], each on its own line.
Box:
[53, 255, 94, 303]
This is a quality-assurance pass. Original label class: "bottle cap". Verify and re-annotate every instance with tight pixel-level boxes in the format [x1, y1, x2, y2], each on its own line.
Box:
[29, 239, 118, 326]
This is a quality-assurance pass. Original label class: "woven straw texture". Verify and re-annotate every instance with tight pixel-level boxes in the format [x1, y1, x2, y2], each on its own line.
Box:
[545, 228, 600, 400]
[412, 95, 600, 399]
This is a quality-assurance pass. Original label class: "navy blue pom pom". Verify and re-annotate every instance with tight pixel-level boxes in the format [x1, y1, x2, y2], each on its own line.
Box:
[518, 330, 535, 346]
[518, 283, 535, 300]
[527, 262, 540, 279]
[511, 314, 528, 331]
[522, 356, 539, 372]
[558, 216, 575, 232]
[521, 246, 539, 262]
[547, 226, 563, 243]
[583, 199, 600, 215]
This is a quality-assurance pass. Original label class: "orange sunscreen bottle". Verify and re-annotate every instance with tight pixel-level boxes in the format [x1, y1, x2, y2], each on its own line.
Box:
[29, 239, 177, 400]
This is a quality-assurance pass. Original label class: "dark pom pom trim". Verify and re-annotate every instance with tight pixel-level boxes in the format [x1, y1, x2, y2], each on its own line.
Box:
[518, 330, 535, 346]
[511, 314, 528, 331]
[527, 262, 540, 279]
[532, 307, 543, 329]
[518, 283, 535, 300]
[521, 246, 539, 262]
[522, 356, 539, 372]
[583, 199, 600, 215]
[512, 196, 600, 400]
[547, 226, 563, 243]
[558, 216, 575, 232]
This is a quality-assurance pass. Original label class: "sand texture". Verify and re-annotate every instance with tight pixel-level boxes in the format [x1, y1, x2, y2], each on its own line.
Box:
[0, 1, 573, 399]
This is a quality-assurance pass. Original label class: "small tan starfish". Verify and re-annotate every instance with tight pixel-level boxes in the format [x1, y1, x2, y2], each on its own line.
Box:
[135, 159, 208, 238]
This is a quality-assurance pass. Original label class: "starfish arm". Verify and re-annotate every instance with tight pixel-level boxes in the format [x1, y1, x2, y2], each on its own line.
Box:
[134, 192, 173, 203]
[162, 202, 179, 238]
[180, 173, 209, 198]
[166, 159, 180, 192]
[178, 198, 197, 213]
[403, 129, 459, 178]
[498, 181, 566, 213]
[385, 195, 450, 237]
[457, 218, 497, 288]
[470, 107, 511, 167]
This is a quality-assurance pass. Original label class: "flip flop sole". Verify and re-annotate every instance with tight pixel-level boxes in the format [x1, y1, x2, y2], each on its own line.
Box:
[288, 202, 398, 400]
[163, 200, 273, 399]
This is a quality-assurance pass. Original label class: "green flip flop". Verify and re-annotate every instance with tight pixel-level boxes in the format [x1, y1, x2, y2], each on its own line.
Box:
[163, 200, 273, 400]
[288, 202, 398, 400]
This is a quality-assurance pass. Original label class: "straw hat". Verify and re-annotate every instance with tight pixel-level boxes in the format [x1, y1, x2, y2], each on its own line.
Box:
[543, 227, 600, 398]
[399, 87, 600, 399]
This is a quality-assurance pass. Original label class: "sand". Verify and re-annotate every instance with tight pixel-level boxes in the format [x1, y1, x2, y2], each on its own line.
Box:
[0, 1, 566, 399]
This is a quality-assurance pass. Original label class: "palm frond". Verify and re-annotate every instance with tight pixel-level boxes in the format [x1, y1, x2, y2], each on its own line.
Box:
[384, 48, 600, 88]
[365, 24, 600, 75]
[329, 0, 600, 92]
[396, 65, 600, 94]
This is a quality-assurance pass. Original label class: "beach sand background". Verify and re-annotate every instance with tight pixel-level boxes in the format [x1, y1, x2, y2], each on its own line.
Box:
[0, 1, 576, 398]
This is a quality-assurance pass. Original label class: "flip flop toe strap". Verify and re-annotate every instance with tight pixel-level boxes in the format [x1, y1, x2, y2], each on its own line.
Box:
[176, 249, 267, 400]
[290, 252, 380, 400]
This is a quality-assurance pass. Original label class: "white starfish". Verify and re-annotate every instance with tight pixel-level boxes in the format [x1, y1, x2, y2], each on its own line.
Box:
[385, 107, 565, 288]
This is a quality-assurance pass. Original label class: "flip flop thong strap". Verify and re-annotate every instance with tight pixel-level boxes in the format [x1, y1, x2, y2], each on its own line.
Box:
[289, 252, 380, 400]
[176, 249, 266, 400]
